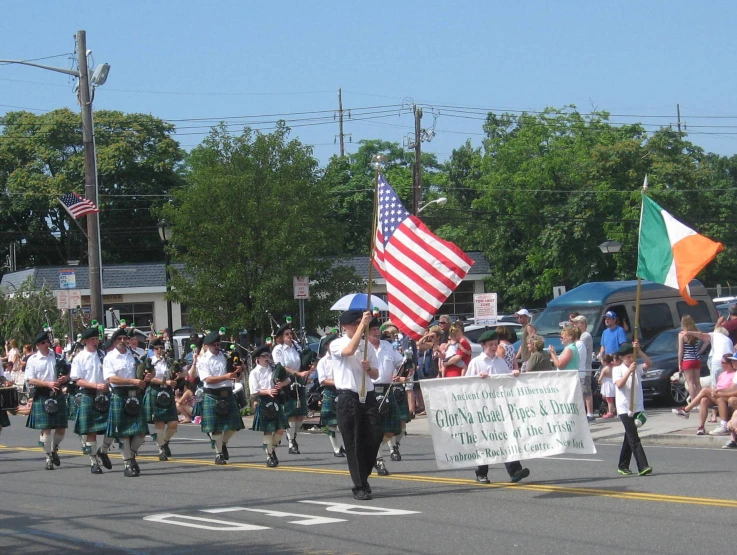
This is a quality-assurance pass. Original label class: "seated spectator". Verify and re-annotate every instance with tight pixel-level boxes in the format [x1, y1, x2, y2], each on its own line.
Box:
[673, 354, 736, 435]
[525, 335, 552, 372]
[176, 378, 197, 423]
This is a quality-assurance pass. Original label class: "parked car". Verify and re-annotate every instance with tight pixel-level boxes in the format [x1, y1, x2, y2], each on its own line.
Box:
[639, 322, 714, 405]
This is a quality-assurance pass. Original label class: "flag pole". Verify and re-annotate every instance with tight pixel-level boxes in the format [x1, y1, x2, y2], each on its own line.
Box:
[362, 155, 383, 397]
[630, 175, 648, 416]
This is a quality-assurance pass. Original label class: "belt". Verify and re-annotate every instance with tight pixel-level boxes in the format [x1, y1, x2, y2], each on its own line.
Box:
[337, 389, 376, 398]
[80, 388, 101, 397]
[204, 388, 232, 398]
[34, 387, 53, 397]
[112, 386, 139, 396]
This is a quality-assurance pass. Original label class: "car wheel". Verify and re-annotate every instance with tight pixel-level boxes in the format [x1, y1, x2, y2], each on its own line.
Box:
[668, 381, 688, 405]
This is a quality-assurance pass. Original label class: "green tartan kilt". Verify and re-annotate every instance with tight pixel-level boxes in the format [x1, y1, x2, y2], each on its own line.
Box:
[68, 392, 81, 420]
[106, 391, 149, 438]
[396, 387, 411, 423]
[200, 389, 245, 434]
[284, 385, 308, 418]
[192, 399, 202, 417]
[26, 393, 68, 430]
[143, 386, 178, 423]
[252, 396, 288, 433]
[320, 387, 338, 427]
[73, 394, 109, 435]
[0, 410, 10, 428]
[376, 386, 402, 435]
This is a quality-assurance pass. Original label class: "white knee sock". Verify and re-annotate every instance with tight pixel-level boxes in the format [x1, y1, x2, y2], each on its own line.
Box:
[222, 430, 235, 445]
[130, 435, 145, 455]
[122, 437, 133, 460]
[264, 435, 274, 455]
[156, 432, 166, 448]
[388, 436, 397, 449]
[328, 427, 340, 452]
[100, 436, 113, 453]
[87, 439, 97, 464]
[288, 422, 298, 444]
[52, 430, 64, 451]
[165, 426, 178, 442]
[42, 433, 53, 454]
[213, 433, 224, 455]
[273, 431, 283, 450]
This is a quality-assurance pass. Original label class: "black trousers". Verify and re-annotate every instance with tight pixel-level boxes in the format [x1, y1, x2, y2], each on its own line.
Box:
[618, 413, 649, 472]
[476, 460, 522, 478]
[336, 390, 383, 491]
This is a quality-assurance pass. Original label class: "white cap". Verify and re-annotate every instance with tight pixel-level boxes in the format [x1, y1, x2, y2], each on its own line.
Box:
[515, 309, 531, 317]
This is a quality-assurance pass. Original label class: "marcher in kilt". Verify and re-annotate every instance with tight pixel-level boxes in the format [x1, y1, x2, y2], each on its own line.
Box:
[391, 348, 414, 462]
[368, 319, 403, 476]
[197, 330, 244, 465]
[25, 331, 69, 470]
[249, 346, 291, 467]
[70, 328, 112, 474]
[143, 339, 181, 461]
[272, 323, 308, 454]
[103, 329, 150, 477]
[317, 334, 345, 457]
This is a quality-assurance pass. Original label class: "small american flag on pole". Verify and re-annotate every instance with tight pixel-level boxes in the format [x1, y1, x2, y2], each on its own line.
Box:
[373, 174, 474, 339]
[59, 192, 100, 219]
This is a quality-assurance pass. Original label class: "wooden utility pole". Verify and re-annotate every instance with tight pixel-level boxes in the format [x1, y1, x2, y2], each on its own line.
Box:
[335, 88, 351, 156]
[411, 105, 423, 215]
[676, 103, 682, 133]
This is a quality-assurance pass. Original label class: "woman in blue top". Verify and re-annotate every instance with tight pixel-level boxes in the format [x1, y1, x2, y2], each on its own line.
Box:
[549, 327, 580, 371]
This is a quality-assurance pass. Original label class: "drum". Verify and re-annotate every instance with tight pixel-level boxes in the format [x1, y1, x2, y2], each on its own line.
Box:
[0, 387, 19, 411]
[233, 382, 247, 410]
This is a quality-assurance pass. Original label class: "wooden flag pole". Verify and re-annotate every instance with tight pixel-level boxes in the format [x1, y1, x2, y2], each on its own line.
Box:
[629, 277, 642, 416]
[362, 156, 383, 397]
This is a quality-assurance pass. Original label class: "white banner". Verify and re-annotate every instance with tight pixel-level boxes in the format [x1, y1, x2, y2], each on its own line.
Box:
[420, 371, 596, 469]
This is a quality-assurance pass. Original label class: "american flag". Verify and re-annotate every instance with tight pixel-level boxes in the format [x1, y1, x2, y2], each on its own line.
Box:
[373, 174, 474, 339]
[59, 193, 100, 219]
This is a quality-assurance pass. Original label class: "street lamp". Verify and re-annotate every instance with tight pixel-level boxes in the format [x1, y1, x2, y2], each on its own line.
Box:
[157, 220, 173, 334]
[0, 30, 109, 325]
[417, 197, 447, 214]
[598, 240, 622, 254]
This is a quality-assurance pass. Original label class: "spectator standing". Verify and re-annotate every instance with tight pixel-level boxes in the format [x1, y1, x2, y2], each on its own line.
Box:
[514, 309, 536, 372]
[598, 354, 617, 418]
[525, 336, 552, 372]
[572, 315, 596, 422]
[716, 303, 737, 345]
[496, 326, 518, 372]
[441, 325, 471, 378]
[549, 328, 580, 372]
[599, 311, 627, 359]
[677, 315, 703, 404]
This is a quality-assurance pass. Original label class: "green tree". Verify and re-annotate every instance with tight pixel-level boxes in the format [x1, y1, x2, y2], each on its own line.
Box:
[0, 277, 66, 345]
[0, 109, 185, 268]
[163, 123, 363, 337]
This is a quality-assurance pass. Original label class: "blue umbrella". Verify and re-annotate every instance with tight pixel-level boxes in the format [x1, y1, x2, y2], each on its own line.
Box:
[330, 293, 389, 311]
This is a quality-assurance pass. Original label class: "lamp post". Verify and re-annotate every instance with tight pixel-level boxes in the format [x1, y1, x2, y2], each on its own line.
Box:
[157, 220, 173, 334]
[598, 240, 622, 254]
[417, 197, 447, 214]
[0, 30, 110, 325]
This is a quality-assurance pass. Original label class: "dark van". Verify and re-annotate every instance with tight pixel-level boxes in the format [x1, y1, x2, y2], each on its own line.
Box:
[531, 280, 718, 355]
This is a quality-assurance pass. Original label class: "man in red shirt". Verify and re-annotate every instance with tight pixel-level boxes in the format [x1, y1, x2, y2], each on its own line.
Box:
[716, 304, 737, 345]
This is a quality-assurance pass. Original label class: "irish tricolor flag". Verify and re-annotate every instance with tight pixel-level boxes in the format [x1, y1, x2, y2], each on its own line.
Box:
[637, 193, 723, 305]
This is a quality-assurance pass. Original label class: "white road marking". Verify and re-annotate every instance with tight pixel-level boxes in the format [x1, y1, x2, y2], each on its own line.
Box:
[143, 513, 269, 531]
[299, 501, 420, 516]
[203, 507, 346, 526]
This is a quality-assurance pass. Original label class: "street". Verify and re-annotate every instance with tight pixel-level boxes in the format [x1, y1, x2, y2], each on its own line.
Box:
[1, 413, 736, 555]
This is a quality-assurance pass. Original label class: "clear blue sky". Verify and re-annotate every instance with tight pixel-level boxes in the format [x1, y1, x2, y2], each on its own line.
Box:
[3, 1, 737, 166]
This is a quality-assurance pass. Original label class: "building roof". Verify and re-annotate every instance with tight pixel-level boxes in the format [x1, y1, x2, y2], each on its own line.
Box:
[1, 252, 491, 292]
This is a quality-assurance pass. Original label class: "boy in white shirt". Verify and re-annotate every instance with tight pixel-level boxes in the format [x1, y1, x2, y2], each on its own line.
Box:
[612, 342, 653, 476]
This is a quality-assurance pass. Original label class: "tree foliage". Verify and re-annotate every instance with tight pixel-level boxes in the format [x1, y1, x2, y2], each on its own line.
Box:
[0, 277, 66, 345]
[163, 123, 363, 337]
[0, 109, 185, 268]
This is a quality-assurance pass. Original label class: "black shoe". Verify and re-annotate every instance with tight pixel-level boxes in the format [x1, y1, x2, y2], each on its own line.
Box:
[90, 463, 103, 475]
[45, 457, 54, 470]
[52, 450, 61, 467]
[272, 451, 279, 465]
[215, 454, 226, 465]
[131, 458, 141, 476]
[123, 465, 137, 478]
[510, 468, 530, 483]
[363, 484, 372, 495]
[163, 441, 172, 458]
[97, 449, 112, 470]
[353, 488, 372, 501]
[475, 475, 490, 484]
[390, 446, 402, 461]
[158, 451, 168, 462]
[334, 449, 346, 458]
[375, 458, 390, 476]
[222, 444, 229, 461]
[266, 454, 278, 468]
[288, 444, 300, 455]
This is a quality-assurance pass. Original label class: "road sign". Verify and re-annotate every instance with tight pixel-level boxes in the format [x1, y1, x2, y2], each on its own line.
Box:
[59, 269, 76, 289]
[57, 289, 82, 309]
[293, 276, 310, 300]
[474, 293, 498, 326]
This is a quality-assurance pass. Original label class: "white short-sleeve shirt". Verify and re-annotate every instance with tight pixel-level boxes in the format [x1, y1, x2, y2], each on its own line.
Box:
[612, 362, 644, 414]
[329, 334, 378, 393]
[272, 343, 301, 372]
[103, 348, 137, 386]
[25, 351, 57, 382]
[317, 356, 336, 384]
[197, 350, 232, 389]
[371, 340, 403, 384]
[249, 364, 274, 395]
[70, 348, 104, 384]
[466, 353, 510, 377]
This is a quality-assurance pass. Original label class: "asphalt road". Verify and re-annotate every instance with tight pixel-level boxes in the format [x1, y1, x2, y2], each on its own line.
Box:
[1, 414, 736, 555]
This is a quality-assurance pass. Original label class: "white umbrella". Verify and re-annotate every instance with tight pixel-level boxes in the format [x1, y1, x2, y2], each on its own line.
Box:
[330, 293, 389, 311]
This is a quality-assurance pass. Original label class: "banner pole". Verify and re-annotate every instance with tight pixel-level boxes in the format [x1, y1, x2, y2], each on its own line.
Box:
[362, 157, 382, 397]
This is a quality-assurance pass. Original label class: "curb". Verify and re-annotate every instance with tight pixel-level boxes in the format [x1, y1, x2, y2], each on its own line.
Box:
[640, 433, 732, 449]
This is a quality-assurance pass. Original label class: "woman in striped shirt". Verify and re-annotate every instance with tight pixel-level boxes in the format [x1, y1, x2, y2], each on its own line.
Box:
[678, 314, 703, 403]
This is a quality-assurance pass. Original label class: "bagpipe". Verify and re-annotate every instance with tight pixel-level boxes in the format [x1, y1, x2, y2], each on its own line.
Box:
[377, 350, 415, 415]
[260, 361, 289, 420]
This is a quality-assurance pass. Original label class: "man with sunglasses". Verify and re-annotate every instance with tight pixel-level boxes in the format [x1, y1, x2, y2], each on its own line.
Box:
[25, 331, 70, 470]
[144, 338, 182, 461]
[103, 328, 150, 477]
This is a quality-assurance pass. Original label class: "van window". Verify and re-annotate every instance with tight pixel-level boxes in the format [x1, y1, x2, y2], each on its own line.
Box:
[534, 307, 601, 337]
[638, 303, 673, 340]
[677, 301, 712, 323]
[596, 305, 630, 336]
